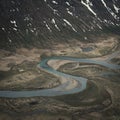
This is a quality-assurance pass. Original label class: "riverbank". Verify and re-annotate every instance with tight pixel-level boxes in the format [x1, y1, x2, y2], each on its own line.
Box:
[0, 34, 120, 120]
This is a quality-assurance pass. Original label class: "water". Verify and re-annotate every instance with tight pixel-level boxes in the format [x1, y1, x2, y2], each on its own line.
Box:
[82, 47, 94, 52]
[0, 56, 119, 98]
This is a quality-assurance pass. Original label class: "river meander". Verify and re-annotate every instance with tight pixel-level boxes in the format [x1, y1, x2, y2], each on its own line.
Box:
[0, 55, 119, 98]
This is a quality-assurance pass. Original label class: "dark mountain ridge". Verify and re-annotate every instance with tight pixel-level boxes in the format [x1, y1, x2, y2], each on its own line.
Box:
[0, 0, 120, 50]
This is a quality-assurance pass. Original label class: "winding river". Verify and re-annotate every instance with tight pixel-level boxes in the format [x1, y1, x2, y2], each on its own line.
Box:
[0, 55, 120, 98]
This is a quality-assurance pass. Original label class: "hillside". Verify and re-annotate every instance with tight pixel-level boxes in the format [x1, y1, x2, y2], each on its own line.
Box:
[0, 0, 120, 50]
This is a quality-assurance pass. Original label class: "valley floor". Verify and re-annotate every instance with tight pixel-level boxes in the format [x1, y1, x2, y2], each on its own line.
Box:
[0, 35, 120, 120]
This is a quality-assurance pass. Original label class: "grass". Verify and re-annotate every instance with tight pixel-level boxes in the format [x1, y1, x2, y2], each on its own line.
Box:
[0, 61, 60, 90]
[111, 58, 120, 65]
[58, 63, 114, 79]
[53, 81, 111, 107]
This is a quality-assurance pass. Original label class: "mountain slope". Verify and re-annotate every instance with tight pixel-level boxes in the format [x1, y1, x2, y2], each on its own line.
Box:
[0, 0, 120, 50]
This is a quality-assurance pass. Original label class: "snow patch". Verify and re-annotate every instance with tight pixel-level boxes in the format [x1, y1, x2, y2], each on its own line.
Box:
[51, 18, 60, 31]
[63, 19, 77, 32]
[13, 28, 17, 31]
[84, 37, 88, 40]
[44, 21, 52, 32]
[66, 2, 70, 6]
[10, 20, 17, 27]
[81, 0, 97, 16]
[2, 27, 5, 31]
[47, 4, 60, 16]
[101, 0, 119, 20]
[8, 38, 12, 43]
[66, 8, 73, 16]
[52, 0, 58, 4]
[97, 24, 102, 29]
[113, 4, 119, 13]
